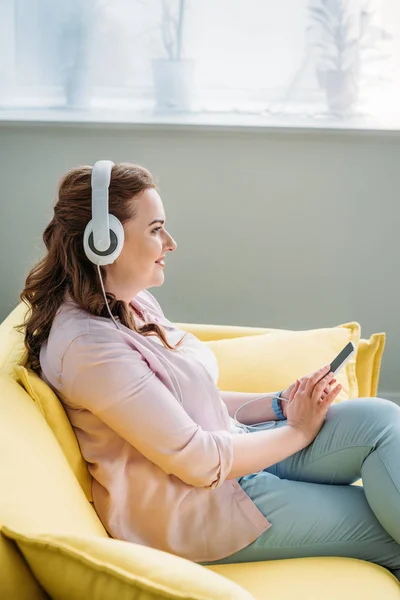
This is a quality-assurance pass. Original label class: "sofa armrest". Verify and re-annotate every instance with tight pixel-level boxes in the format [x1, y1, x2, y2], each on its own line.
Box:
[357, 334, 386, 398]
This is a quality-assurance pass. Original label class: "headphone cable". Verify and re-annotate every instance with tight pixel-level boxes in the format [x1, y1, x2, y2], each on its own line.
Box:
[96, 264, 121, 331]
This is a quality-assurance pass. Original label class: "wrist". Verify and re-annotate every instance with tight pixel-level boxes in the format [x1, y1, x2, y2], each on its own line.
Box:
[272, 391, 286, 421]
[286, 424, 310, 448]
[280, 388, 290, 401]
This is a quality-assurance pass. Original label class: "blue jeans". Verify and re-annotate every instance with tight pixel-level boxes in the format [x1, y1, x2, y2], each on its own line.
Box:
[209, 397, 400, 579]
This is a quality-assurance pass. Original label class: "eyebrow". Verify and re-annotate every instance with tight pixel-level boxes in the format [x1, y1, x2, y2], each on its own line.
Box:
[148, 219, 165, 226]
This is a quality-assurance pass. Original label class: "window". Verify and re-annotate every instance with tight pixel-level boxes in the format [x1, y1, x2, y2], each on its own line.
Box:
[1, 0, 399, 129]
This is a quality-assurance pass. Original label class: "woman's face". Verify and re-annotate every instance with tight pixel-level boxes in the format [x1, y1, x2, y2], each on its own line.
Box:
[105, 188, 177, 302]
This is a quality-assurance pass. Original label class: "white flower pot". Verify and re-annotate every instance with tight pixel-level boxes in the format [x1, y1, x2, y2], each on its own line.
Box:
[64, 65, 91, 108]
[318, 69, 359, 116]
[152, 59, 195, 112]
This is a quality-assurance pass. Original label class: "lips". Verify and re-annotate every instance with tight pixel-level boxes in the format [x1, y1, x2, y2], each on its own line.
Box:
[155, 257, 165, 266]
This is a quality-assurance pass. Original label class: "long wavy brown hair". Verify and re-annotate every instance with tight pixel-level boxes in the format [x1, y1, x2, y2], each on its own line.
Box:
[16, 162, 184, 374]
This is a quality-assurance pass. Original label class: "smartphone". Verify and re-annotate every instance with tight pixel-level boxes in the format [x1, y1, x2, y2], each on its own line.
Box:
[329, 341, 356, 375]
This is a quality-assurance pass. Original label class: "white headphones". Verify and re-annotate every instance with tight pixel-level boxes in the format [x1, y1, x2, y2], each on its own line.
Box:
[83, 160, 125, 266]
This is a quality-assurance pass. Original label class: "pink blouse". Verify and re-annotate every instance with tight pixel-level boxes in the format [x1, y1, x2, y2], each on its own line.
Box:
[39, 290, 271, 562]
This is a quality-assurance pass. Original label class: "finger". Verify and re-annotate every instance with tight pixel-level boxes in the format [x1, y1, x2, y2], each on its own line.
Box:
[303, 365, 331, 394]
[317, 372, 334, 392]
[310, 365, 331, 385]
[289, 379, 300, 402]
[322, 383, 342, 405]
[323, 379, 336, 395]
[300, 374, 314, 392]
[308, 370, 333, 395]
[319, 379, 338, 403]
[312, 372, 334, 400]
[304, 364, 329, 380]
[303, 365, 332, 386]
[291, 379, 301, 401]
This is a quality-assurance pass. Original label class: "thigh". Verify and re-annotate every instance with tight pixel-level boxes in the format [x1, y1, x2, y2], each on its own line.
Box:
[213, 471, 400, 571]
[270, 397, 400, 485]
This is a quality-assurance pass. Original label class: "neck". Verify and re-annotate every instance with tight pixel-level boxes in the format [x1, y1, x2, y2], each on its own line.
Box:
[104, 282, 143, 306]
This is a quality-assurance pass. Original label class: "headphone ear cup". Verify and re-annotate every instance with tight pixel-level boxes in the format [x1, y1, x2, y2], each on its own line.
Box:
[83, 214, 124, 266]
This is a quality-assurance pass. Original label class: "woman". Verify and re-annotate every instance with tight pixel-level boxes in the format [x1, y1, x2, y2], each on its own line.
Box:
[19, 162, 400, 578]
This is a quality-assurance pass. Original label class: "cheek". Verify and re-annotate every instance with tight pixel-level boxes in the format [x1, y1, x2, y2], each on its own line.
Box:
[120, 234, 161, 271]
[137, 238, 161, 270]
[150, 236, 163, 256]
[119, 240, 145, 271]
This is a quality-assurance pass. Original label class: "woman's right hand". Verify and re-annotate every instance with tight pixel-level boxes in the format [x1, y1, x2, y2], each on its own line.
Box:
[285, 365, 342, 446]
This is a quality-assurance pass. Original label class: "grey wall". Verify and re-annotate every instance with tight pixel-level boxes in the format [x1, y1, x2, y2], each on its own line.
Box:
[0, 123, 399, 398]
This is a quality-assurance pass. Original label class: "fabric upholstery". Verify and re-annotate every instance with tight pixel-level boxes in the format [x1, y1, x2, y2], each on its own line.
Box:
[207, 555, 400, 599]
[177, 321, 385, 400]
[0, 532, 47, 600]
[14, 364, 93, 502]
[0, 302, 28, 378]
[356, 334, 386, 398]
[2, 528, 254, 600]
[205, 322, 360, 401]
[0, 374, 107, 537]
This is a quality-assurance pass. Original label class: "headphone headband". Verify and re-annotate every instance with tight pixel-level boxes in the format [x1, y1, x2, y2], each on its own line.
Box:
[91, 160, 115, 251]
[83, 159, 124, 266]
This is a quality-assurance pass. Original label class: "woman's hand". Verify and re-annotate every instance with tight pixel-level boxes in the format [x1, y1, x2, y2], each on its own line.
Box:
[280, 368, 338, 419]
[283, 366, 342, 445]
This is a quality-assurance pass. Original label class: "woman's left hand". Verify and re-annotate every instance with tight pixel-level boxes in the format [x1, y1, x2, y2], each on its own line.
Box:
[280, 372, 337, 419]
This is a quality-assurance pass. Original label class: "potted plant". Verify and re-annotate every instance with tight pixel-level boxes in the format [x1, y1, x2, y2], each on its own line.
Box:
[307, 0, 391, 116]
[58, 0, 97, 108]
[152, 0, 195, 112]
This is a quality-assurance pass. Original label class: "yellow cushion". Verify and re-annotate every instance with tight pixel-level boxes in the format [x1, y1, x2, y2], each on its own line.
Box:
[14, 364, 93, 503]
[206, 322, 360, 402]
[207, 556, 400, 600]
[0, 374, 107, 539]
[174, 322, 272, 342]
[0, 302, 28, 378]
[0, 533, 47, 600]
[177, 322, 385, 399]
[2, 527, 254, 600]
[357, 333, 386, 398]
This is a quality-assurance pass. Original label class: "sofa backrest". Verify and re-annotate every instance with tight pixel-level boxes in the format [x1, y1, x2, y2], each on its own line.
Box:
[0, 301, 108, 597]
[0, 302, 94, 499]
[0, 302, 28, 378]
[0, 374, 108, 597]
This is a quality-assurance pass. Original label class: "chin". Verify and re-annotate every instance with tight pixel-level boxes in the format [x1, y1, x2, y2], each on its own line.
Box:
[151, 273, 165, 287]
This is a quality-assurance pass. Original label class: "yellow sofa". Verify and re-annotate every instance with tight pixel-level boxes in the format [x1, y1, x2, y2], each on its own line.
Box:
[0, 302, 399, 600]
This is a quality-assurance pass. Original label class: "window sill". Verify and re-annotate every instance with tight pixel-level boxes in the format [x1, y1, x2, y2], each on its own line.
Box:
[1, 107, 400, 137]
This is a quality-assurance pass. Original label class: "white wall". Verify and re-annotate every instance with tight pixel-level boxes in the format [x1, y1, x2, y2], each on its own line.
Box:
[0, 123, 399, 398]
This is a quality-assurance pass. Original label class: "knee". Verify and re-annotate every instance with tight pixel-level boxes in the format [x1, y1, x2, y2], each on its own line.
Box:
[363, 396, 399, 409]
[330, 397, 400, 428]
[355, 396, 400, 425]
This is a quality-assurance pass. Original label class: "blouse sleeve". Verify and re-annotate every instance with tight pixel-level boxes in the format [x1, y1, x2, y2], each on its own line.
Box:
[61, 332, 234, 489]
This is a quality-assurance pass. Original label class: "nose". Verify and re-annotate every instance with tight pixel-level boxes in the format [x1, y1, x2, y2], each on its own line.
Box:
[165, 232, 177, 252]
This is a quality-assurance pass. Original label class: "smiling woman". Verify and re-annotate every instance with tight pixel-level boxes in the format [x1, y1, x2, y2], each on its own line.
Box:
[13, 159, 400, 578]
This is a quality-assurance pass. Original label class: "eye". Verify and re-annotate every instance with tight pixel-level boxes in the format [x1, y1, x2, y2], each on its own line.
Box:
[151, 226, 162, 234]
